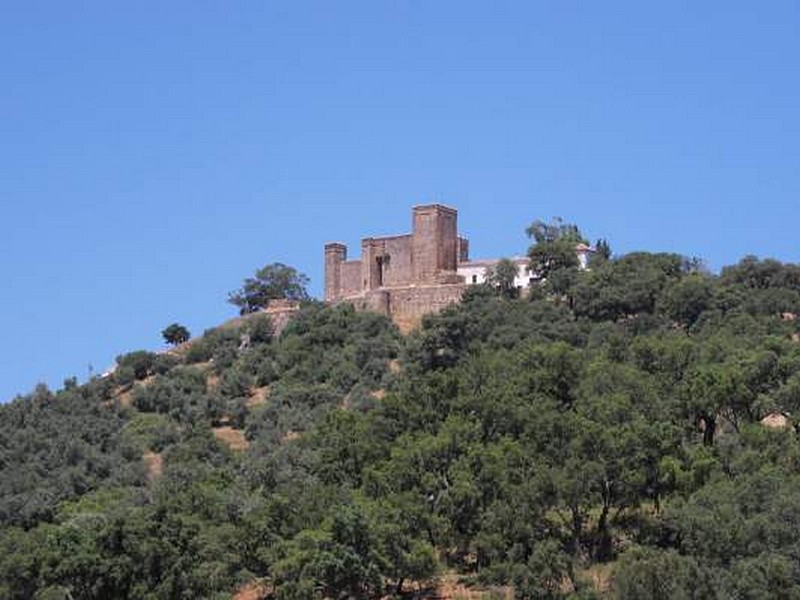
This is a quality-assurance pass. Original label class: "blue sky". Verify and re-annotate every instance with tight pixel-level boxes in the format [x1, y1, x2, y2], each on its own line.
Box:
[1, 1, 799, 400]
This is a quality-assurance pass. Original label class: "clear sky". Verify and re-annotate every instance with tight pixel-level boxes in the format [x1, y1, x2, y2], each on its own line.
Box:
[1, 1, 799, 401]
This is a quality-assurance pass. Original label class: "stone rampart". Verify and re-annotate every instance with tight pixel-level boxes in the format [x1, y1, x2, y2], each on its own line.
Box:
[325, 204, 468, 332]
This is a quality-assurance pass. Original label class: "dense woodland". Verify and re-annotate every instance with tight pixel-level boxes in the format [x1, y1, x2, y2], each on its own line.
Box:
[3, 228, 800, 599]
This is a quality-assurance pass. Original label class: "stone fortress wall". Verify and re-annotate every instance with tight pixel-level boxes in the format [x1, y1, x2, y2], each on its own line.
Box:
[325, 204, 594, 332]
[324, 204, 470, 332]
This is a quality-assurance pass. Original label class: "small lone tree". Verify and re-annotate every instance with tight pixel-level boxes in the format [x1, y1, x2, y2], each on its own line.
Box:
[594, 238, 612, 262]
[228, 262, 310, 314]
[162, 323, 190, 346]
[486, 258, 520, 298]
[526, 217, 587, 279]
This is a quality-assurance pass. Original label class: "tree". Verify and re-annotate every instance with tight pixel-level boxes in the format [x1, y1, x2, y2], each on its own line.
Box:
[526, 218, 587, 280]
[272, 505, 386, 599]
[590, 238, 612, 268]
[161, 323, 190, 346]
[659, 275, 715, 328]
[614, 547, 717, 600]
[486, 258, 520, 298]
[115, 350, 157, 383]
[228, 263, 310, 314]
[526, 218, 588, 307]
[572, 252, 685, 321]
[720, 255, 800, 291]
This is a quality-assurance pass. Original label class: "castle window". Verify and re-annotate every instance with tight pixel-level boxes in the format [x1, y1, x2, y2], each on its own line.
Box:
[472, 275, 478, 284]
[376, 256, 386, 287]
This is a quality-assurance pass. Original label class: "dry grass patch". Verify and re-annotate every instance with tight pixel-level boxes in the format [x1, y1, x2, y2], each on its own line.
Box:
[143, 451, 163, 481]
[114, 388, 134, 408]
[207, 373, 220, 391]
[213, 426, 249, 451]
[433, 574, 512, 599]
[282, 430, 302, 444]
[232, 580, 270, 600]
[578, 562, 615, 594]
[247, 385, 270, 408]
[761, 412, 790, 429]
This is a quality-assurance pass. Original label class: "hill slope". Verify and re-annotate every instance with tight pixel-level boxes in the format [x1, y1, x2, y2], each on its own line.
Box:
[3, 253, 800, 599]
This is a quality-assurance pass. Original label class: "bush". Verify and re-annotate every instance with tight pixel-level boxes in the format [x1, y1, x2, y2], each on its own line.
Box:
[185, 339, 213, 363]
[185, 327, 242, 365]
[162, 323, 191, 346]
[219, 368, 252, 399]
[121, 413, 180, 452]
[116, 351, 157, 381]
[153, 352, 182, 375]
[247, 314, 274, 345]
[132, 367, 208, 422]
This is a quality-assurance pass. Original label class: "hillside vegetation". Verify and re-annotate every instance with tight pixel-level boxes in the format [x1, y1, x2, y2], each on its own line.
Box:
[3, 250, 800, 599]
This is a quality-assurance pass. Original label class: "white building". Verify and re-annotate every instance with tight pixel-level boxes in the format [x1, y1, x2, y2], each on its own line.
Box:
[457, 257, 534, 288]
[458, 244, 596, 291]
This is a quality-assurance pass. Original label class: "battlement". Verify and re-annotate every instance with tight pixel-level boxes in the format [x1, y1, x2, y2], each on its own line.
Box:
[325, 204, 469, 302]
[325, 204, 594, 332]
[324, 204, 469, 331]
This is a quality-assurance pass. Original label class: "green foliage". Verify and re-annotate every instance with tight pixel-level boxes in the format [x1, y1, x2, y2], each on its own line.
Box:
[183, 325, 241, 366]
[593, 238, 612, 262]
[272, 504, 386, 599]
[161, 322, 190, 346]
[121, 413, 179, 452]
[228, 262, 310, 314]
[115, 350, 158, 385]
[721, 255, 800, 291]
[573, 252, 685, 321]
[486, 258, 521, 299]
[0, 385, 139, 528]
[246, 313, 274, 344]
[132, 366, 209, 422]
[6, 244, 800, 599]
[659, 274, 715, 327]
[526, 218, 586, 278]
[614, 547, 718, 600]
[512, 539, 572, 599]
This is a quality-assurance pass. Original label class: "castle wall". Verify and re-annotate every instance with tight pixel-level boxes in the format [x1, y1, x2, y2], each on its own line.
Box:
[324, 243, 346, 302]
[324, 205, 595, 332]
[325, 204, 466, 331]
[412, 205, 458, 283]
[339, 261, 362, 297]
[379, 284, 466, 333]
[336, 284, 466, 333]
[361, 238, 383, 291]
[380, 235, 413, 287]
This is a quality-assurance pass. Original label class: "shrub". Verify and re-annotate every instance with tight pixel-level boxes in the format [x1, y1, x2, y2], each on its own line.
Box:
[116, 351, 157, 381]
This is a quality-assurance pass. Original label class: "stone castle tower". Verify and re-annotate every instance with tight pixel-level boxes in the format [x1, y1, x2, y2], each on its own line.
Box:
[324, 204, 596, 332]
[324, 204, 469, 331]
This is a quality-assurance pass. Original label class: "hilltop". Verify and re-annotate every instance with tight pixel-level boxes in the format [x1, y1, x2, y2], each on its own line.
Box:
[3, 245, 800, 599]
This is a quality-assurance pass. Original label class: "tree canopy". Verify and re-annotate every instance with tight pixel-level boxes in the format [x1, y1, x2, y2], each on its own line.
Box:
[161, 323, 190, 346]
[228, 262, 310, 314]
[3, 232, 800, 599]
[485, 257, 521, 299]
[526, 217, 587, 279]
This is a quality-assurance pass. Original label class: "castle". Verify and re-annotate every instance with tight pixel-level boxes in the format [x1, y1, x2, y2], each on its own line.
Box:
[324, 204, 594, 332]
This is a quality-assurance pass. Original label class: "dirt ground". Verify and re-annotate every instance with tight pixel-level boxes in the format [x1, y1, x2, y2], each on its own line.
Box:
[213, 426, 250, 451]
[142, 451, 163, 481]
